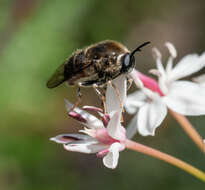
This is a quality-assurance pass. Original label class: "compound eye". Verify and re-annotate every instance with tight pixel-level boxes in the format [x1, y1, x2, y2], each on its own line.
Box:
[127, 56, 135, 73]
[123, 54, 130, 67]
[121, 53, 135, 73]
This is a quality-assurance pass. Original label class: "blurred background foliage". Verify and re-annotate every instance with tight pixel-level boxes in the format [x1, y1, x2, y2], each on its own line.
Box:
[0, 0, 205, 189]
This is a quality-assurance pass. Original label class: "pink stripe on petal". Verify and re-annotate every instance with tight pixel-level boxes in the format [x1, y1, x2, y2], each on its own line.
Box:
[83, 106, 103, 113]
[96, 149, 109, 158]
[68, 111, 87, 123]
[50, 136, 74, 144]
[133, 70, 164, 96]
[102, 114, 110, 127]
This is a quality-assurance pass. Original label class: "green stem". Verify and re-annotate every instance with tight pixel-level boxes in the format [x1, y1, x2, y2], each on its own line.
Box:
[125, 139, 205, 182]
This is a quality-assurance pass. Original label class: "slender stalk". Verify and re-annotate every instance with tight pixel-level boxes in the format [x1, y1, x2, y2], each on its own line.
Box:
[169, 110, 205, 153]
[125, 139, 205, 182]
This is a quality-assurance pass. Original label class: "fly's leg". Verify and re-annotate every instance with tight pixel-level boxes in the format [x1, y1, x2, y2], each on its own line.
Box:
[69, 87, 82, 112]
[79, 79, 105, 87]
[79, 80, 107, 113]
[127, 76, 133, 91]
[92, 84, 107, 114]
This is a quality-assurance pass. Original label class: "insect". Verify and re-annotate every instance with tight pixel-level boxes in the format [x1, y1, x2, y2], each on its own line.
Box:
[47, 40, 150, 111]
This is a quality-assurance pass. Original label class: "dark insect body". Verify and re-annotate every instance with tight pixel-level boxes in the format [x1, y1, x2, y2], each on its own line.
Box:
[46, 40, 150, 89]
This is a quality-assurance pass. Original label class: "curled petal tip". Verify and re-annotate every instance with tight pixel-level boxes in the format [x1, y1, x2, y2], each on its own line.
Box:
[83, 105, 103, 113]
[152, 47, 162, 60]
[68, 112, 87, 123]
[149, 69, 162, 77]
[96, 149, 109, 158]
[50, 134, 89, 144]
[50, 137, 56, 142]
[165, 42, 177, 58]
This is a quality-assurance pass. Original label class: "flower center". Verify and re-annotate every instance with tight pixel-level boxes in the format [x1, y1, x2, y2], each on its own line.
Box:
[95, 128, 120, 145]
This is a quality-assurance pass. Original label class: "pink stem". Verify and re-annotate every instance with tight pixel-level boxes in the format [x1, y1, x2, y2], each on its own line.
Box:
[169, 110, 205, 153]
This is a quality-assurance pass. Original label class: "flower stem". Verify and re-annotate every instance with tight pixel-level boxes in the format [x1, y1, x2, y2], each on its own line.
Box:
[125, 139, 205, 182]
[169, 110, 205, 153]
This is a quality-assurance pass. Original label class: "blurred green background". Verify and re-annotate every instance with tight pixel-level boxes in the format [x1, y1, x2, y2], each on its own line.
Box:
[1, 0, 205, 189]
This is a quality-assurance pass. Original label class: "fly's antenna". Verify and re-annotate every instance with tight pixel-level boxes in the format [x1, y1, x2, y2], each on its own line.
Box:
[130, 41, 151, 58]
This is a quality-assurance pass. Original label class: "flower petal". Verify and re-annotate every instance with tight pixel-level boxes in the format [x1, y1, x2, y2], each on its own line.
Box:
[137, 99, 167, 136]
[126, 113, 138, 139]
[68, 112, 87, 123]
[152, 47, 166, 78]
[102, 114, 110, 127]
[135, 70, 164, 96]
[107, 111, 126, 141]
[65, 99, 104, 129]
[129, 70, 144, 88]
[96, 149, 109, 158]
[152, 47, 162, 60]
[63, 139, 108, 154]
[165, 42, 177, 58]
[82, 106, 103, 113]
[106, 75, 127, 114]
[193, 74, 205, 87]
[163, 81, 205, 115]
[165, 42, 176, 78]
[103, 142, 124, 169]
[168, 54, 204, 81]
[50, 133, 92, 144]
[125, 91, 146, 114]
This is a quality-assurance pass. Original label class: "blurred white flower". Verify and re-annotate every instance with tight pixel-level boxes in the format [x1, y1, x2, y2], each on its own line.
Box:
[51, 75, 130, 169]
[193, 74, 205, 87]
[125, 43, 205, 137]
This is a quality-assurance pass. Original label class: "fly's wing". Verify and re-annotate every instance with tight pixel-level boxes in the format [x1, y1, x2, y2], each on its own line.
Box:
[47, 50, 92, 88]
[64, 50, 92, 75]
[86, 40, 129, 60]
[46, 63, 67, 88]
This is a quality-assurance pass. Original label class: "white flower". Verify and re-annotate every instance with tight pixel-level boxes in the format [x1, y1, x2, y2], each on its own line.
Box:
[51, 75, 128, 169]
[126, 72, 167, 137]
[193, 74, 205, 87]
[125, 43, 205, 137]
